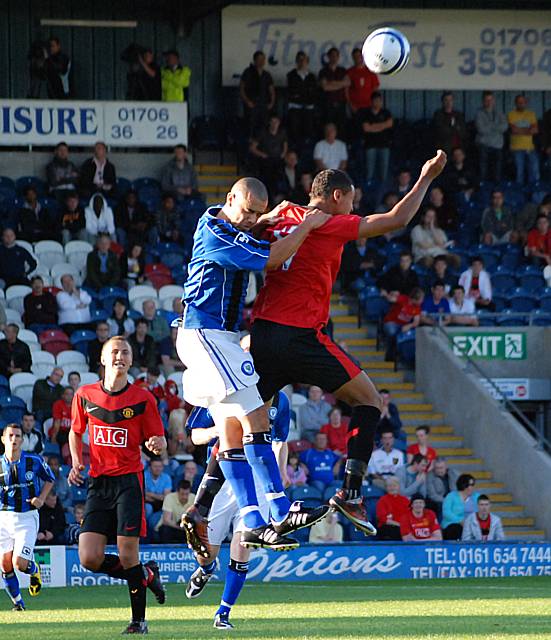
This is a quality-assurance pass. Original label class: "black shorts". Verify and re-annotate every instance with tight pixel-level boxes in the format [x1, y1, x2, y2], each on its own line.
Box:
[250, 319, 362, 401]
[81, 472, 146, 539]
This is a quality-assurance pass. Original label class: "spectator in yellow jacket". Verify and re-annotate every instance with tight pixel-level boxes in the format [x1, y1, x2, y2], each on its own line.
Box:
[161, 50, 191, 102]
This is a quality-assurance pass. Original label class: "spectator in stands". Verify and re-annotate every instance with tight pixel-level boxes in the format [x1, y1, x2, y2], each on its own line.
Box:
[240, 50, 275, 135]
[84, 193, 116, 243]
[313, 123, 348, 172]
[57, 274, 92, 334]
[249, 114, 288, 199]
[31, 366, 64, 422]
[107, 298, 134, 338]
[361, 91, 393, 183]
[0, 324, 32, 379]
[183, 460, 201, 493]
[407, 425, 437, 470]
[60, 192, 86, 244]
[46, 454, 70, 510]
[320, 407, 348, 456]
[85, 233, 121, 291]
[144, 458, 172, 519]
[50, 386, 74, 456]
[462, 494, 505, 542]
[129, 318, 157, 377]
[378, 251, 419, 300]
[46, 142, 79, 200]
[17, 186, 58, 243]
[37, 490, 66, 545]
[543, 106, 551, 181]
[298, 385, 332, 441]
[80, 141, 116, 198]
[160, 327, 184, 376]
[121, 243, 146, 287]
[87, 321, 110, 373]
[376, 389, 403, 441]
[142, 299, 169, 344]
[420, 280, 451, 327]
[432, 91, 467, 156]
[340, 237, 378, 292]
[368, 429, 405, 490]
[411, 207, 456, 268]
[376, 475, 410, 540]
[309, 511, 343, 544]
[153, 194, 181, 244]
[287, 451, 308, 487]
[286, 51, 317, 143]
[161, 50, 191, 103]
[526, 214, 551, 266]
[382, 287, 424, 361]
[114, 189, 152, 248]
[161, 145, 199, 201]
[517, 198, 551, 244]
[396, 453, 429, 498]
[289, 172, 313, 206]
[508, 94, 540, 185]
[400, 494, 442, 541]
[393, 169, 413, 200]
[481, 190, 514, 245]
[276, 150, 300, 201]
[67, 371, 81, 392]
[475, 91, 508, 183]
[375, 191, 400, 215]
[299, 432, 341, 493]
[24, 275, 57, 332]
[158, 479, 194, 543]
[127, 48, 161, 101]
[318, 47, 349, 134]
[449, 285, 479, 326]
[427, 457, 459, 518]
[427, 255, 456, 294]
[459, 256, 494, 311]
[346, 47, 379, 118]
[428, 185, 458, 233]
[442, 148, 476, 199]
[166, 408, 194, 461]
[65, 503, 84, 545]
[441, 473, 479, 540]
[45, 37, 70, 99]
[20, 412, 43, 455]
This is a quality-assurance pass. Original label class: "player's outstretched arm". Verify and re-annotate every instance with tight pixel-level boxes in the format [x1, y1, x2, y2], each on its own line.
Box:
[266, 210, 331, 269]
[30, 481, 54, 509]
[190, 427, 219, 446]
[358, 150, 447, 238]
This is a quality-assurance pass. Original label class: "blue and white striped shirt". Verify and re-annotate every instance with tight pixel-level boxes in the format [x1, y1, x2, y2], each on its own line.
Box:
[0, 452, 55, 512]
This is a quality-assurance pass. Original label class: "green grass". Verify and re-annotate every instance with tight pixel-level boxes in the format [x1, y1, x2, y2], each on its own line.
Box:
[2, 578, 551, 639]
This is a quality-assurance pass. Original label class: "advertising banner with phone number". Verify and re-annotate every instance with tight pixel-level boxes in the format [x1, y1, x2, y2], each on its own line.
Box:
[222, 5, 551, 90]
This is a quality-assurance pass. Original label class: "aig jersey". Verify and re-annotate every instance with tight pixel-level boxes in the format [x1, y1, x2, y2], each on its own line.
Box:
[183, 208, 270, 333]
[252, 204, 361, 329]
[0, 452, 55, 512]
[72, 382, 165, 477]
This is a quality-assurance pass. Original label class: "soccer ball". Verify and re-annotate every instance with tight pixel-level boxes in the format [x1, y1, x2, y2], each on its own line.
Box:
[362, 27, 410, 75]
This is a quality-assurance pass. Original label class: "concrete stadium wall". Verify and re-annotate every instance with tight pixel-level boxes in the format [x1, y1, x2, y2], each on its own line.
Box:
[416, 327, 551, 537]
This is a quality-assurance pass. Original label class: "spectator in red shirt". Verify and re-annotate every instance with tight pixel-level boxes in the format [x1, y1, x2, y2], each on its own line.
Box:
[51, 385, 74, 464]
[320, 407, 349, 455]
[400, 494, 442, 541]
[318, 47, 350, 135]
[345, 47, 379, 115]
[526, 214, 551, 266]
[383, 287, 424, 360]
[407, 425, 437, 471]
[376, 476, 410, 540]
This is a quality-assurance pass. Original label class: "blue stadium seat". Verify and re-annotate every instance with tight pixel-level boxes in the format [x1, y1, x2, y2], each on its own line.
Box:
[43, 441, 61, 457]
[0, 375, 9, 390]
[491, 268, 517, 294]
[90, 309, 109, 322]
[509, 289, 538, 312]
[15, 176, 47, 196]
[0, 176, 15, 190]
[70, 329, 97, 355]
[71, 485, 88, 505]
[539, 293, 551, 313]
[491, 294, 508, 312]
[289, 485, 323, 502]
[361, 483, 385, 498]
[518, 266, 546, 293]
[0, 396, 27, 423]
[133, 177, 161, 191]
[396, 330, 416, 368]
[360, 290, 389, 323]
[503, 189, 526, 210]
[496, 310, 528, 326]
[531, 310, 551, 326]
[116, 177, 133, 194]
[476, 310, 496, 326]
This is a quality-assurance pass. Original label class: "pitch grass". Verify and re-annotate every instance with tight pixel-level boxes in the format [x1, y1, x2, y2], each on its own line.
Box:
[1, 577, 551, 639]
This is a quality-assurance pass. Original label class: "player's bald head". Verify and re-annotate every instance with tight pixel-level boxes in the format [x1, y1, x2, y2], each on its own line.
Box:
[231, 177, 268, 207]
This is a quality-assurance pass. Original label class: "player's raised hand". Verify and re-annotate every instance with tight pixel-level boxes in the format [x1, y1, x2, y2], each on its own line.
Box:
[145, 435, 166, 455]
[256, 200, 289, 226]
[421, 149, 447, 182]
[302, 208, 331, 229]
[68, 463, 86, 486]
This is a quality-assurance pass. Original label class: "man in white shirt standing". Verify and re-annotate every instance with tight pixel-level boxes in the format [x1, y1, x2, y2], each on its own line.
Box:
[449, 285, 479, 326]
[313, 123, 348, 172]
[56, 274, 92, 335]
[368, 428, 405, 490]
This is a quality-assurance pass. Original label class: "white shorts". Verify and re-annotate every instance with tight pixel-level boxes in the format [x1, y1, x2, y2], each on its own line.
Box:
[0, 510, 39, 561]
[177, 327, 261, 409]
[207, 480, 269, 547]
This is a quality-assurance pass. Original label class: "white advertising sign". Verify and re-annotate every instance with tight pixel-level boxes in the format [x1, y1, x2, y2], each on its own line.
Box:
[222, 5, 551, 89]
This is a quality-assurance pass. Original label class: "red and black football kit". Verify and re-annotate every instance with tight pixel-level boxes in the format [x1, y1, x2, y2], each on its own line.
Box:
[71, 381, 165, 538]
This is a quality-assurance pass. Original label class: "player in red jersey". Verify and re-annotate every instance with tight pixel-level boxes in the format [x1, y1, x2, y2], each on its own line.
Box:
[251, 150, 447, 535]
[68, 336, 167, 635]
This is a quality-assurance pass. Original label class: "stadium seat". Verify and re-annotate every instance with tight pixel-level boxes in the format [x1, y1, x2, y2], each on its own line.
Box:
[70, 329, 96, 355]
[65, 240, 94, 271]
[79, 372, 100, 385]
[9, 372, 37, 410]
[476, 310, 496, 326]
[360, 290, 389, 323]
[116, 177, 133, 194]
[144, 263, 173, 289]
[31, 350, 56, 378]
[491, 294, 508, 312]
[14, 239, 35, 258]
[34, 240, 65, 270]
[0, 176, 15, 190]
[39, 329, 71, 356]
[133, 177, 161, 192]
[287, 439, 312, 454]
[159, 284, 184, 304]
[496, 310, 528, 326]
[0, 375, 9, 390]
[5, 308, 23, 328]
[361, 483, 385, 498]
[5, 285, 32, 315]
[519, 270, 545, 293]
[128, 284, 157, 303]
[509, 289, 538, 312]
[90, 309, 109, 322]
[395, 330, 416, 369]
[15, 176, 47, 197]
[56, 349, 86, 367]
[51, 262, 81, 287]
[539, 293, 551, 313]
[156, 243, 187, 270]
[71, 485, 88, 505]
[289, 485, 323, 502]
[491, 267, 517, 294]
[0, 395, 27, 423]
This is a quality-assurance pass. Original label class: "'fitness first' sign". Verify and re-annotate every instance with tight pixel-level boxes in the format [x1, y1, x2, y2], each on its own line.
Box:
[222, 5, 551, 90]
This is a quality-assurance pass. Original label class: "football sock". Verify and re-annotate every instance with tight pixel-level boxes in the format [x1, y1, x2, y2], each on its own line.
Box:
[2, 571, 22, 603]
[243, 431, 291, 523]
[200, 560, 216, 576]
[98, 554, 127, 580]
[126, 564, 147, 623]
[218, 449, 265, 529]
[216, 559, 249, 617]
[21, 560, 39, 575]
[194, 456, 226, 518]
[343, 405, 381, 500]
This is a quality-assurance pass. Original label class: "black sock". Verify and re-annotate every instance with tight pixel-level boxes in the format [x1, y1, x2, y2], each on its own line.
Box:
[126, 564, 148, 623]
[343, 405, 381, 499]
[98, 553, 127, 580]
[194, 456, 226, 517]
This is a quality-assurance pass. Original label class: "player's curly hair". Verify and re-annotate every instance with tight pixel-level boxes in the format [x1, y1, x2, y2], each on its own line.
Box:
[310, 169, 353, 199]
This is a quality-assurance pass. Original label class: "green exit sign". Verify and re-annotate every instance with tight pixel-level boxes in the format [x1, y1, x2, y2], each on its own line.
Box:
[449, 332, 526, 360]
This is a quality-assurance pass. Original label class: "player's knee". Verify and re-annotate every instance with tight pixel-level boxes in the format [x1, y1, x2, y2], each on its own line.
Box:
[79, 549, 103, 572]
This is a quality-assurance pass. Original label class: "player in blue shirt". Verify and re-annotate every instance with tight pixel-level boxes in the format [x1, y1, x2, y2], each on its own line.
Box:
[0, 424, 55, 610]
[183, 390, 291, 630]
[175, 177, 329, 552]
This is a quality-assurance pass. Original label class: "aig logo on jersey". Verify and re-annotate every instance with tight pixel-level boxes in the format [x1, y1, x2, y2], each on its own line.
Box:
[93, 425, 128, 447]
[241, 361, 255, 376]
